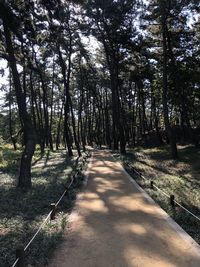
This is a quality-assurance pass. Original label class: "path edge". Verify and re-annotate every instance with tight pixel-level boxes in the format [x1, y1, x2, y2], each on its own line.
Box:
[108, 150, 200, 258]
[72, 151, 94, 204]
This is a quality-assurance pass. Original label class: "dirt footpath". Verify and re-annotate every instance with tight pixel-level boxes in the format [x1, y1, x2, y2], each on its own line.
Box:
[48, 150, 200, 267]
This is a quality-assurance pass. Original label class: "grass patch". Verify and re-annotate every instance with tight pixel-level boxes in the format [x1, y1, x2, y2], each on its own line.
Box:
[0, 144, 42, 175]
[115, 144, 200, 244]
[0, 146, 89, 267]
[0, 144, 22, 174]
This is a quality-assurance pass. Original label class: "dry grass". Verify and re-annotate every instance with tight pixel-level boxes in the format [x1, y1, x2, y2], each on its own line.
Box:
[128, 145, 200, 207]
[0, 146, 89, 267]
[115, 144, 200, 244]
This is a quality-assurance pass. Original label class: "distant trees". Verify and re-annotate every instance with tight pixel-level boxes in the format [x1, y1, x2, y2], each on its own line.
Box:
[0, 0, 199, 187]
[83, 0, 136, 154]
[159, 0, 178, 158]
[140, 0, 200, 157]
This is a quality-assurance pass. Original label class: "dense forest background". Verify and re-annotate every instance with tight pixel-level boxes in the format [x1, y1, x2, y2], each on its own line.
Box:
[0, 0, 200, 189]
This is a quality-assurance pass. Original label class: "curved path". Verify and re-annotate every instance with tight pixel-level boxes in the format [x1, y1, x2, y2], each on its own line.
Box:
[48, 150, 200, 267]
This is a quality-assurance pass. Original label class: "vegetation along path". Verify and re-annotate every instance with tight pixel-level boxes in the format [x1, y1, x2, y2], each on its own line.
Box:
[48, 150, 200, 267]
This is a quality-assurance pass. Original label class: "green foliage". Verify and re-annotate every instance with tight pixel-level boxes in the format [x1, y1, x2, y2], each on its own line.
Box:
[0, 144, 21, 174]
[0, 148, 88, 267]
[0, 144, 43, 174]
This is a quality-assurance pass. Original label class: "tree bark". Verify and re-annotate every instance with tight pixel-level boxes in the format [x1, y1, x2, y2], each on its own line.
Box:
[160, 0, 178, 159]
[3, 22, 36, 188]
[57, 45, 73, 156]
[8, 72, 17, 150]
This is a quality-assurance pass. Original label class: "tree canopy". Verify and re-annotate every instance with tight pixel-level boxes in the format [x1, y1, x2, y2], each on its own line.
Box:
[0, 0, 200, 188]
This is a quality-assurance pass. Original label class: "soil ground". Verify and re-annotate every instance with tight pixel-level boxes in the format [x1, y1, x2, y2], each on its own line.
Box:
[48, 150, 200, 267]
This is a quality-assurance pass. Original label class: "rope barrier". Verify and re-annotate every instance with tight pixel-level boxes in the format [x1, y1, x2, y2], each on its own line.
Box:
[11, 153, 90, 267]
[127, 163, 146, 182]
[153, 184, 171, 199]
[24, 177, 75, 253]
[55, 190, 67, 207]
[55, 174, 76, 207]
[126, 162, 200, 223]
[12, 205, 58, 266]
[11, 258, 19, 267]
[24, 211, 52, 252]
[174, 201, 200, 222]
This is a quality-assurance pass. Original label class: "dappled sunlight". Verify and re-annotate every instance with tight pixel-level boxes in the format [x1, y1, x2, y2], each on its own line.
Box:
[109, 194, 162, 217]
[82, 192, 99, 199]
[48, 150, 200, 267]
[0, 148, 84, 266]
[128, 145, 200, 214]
[79, 192, 109, 214]
[94, 176, 124, 193]
[70, 213, 97, 241]
[92, 167, 116, 174]
[115, 222, 147, 235]
[123, 246, 175, 267]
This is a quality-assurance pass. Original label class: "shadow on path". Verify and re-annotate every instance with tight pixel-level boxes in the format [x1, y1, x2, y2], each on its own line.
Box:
[48, 150, 200, 267]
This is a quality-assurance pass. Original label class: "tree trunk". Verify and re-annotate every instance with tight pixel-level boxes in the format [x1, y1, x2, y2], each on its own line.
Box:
[56, 102, 64, 150]
[166, 27, 198, 148]
[104, 88, 111, 148]
[57, 45, 73, 156]
[9, 72, 17, 150]
[160, 1, 178, 159]
[3, 22, 36, 188]
[70, 98, 81, 157]
[49, 58, 55, 151]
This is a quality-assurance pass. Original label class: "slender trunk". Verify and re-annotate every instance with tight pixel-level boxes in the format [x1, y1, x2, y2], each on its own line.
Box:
[9, 72, 17, 150]
[29, 71, 37, 131]
[105, 88, 111, 148]
[110, 73, 119, 150]
[152, 96, 163, 145]
[78, 81, 86, 151]
[160, 1, 178, 159]
[49, 58, 55, 151]
[57, 45, 73, 156]
[70, 97, 81, 156]
[56, 102, 64, 150]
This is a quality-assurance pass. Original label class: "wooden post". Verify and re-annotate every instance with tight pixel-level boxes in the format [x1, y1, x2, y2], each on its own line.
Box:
[170, 195, 175, 208]
[16, 247, 26, 267]
[50, 203, 56, 220]
[150, 181, 154, 189]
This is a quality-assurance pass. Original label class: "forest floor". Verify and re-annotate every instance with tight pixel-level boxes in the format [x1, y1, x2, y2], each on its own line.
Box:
[116, 144, 200, 245]
[0, 144, 87, 267]
[48, 150, 200, 267]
